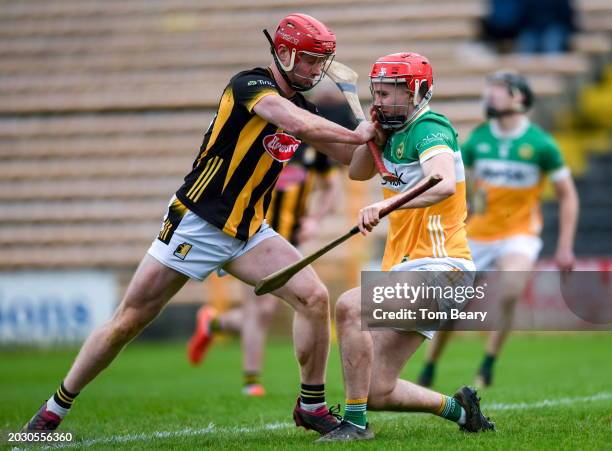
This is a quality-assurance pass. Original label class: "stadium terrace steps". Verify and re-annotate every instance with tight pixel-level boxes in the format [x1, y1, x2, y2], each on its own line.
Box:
[0, 0, 479, 20]
[0, 0, 609, 272]
[0, 41, 474, 75]
[0, 46, 592, 77]
[0, 21, 473, 57]
[543, 153, 612, 256]
[0, 177, 182, 200]
[0, 135, 200, 159]
[0, 222, 162, 245]
[0, 112, 210, 137]
[0, 155, 193, 180]
[0, 3, 484, 39]
[0, 75, 564, 114]
[0, 87, 562, 116]
[0, 199, 165, 223]
[0, 243, 156, 268]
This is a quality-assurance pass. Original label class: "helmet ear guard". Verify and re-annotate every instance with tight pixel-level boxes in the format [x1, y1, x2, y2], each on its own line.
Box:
[263, 14, 336, 92]
[264, 28, 299, 89]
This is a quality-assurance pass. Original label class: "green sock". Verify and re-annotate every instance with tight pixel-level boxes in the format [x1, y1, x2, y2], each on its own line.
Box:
[436, 395, 466, 424]
[344, 398, 367, 429]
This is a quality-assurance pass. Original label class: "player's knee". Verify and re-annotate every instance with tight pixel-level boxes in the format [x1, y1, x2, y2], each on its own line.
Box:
[335, 292, 360, 329]
[109, 301, 162, 346]
[301, 282, 329, 318]
[108, 313, 143, 347]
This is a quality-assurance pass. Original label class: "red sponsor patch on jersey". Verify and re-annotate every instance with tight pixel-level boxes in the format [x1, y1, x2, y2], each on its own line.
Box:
[262, 133, 301, 162]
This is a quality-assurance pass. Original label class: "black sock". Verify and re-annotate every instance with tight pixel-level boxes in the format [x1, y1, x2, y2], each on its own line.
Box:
[419, 361, 436, 386]
[53, 382, 79, 409]
[300, 383, 325, 406]
[481, 354, 496, 372]
[424, 361, 435, 374]
[244, 372, 260, 386]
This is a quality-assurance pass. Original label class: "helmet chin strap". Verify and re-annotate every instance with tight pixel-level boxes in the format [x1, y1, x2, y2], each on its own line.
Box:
[404, 88, 432, 126]
[263, 29, 311, 92]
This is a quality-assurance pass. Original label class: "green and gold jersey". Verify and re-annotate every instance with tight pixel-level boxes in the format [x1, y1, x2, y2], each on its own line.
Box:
[380, 108, 471, 270]
[175, 67, 317, 241]
[461, 118, 569, 241]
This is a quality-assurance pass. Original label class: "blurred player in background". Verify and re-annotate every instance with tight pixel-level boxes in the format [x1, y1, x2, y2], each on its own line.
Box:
[318, 53, 494, 442]
[23, 13, 376, 435]
[187, 144, 342, 396]
[188, 88, 355, 397]
[419, 71, 579, 388]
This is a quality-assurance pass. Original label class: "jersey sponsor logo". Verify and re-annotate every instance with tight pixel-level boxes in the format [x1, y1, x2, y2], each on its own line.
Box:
[247, 79, 276, 87]
[474, 159, 539, 187]
[381, 168, 408, 187]
[262, 133, 301, 162]
[416, 132, 448, 150]
[173, 243, 192, 260]
[481, 166, 528, 183]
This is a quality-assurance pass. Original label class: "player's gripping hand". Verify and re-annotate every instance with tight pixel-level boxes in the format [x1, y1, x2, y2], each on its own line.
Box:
[358, 199, 389, 235]
[354, 120, 376, 144]
[370, 109, 388, 148]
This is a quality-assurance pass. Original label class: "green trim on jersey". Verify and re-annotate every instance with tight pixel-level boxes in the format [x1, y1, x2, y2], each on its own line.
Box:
[384, 110, 460, 165]
[461, 121, 565, 172]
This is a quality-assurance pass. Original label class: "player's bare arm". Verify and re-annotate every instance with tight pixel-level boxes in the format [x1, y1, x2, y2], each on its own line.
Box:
[357, 152, 456, 234]
[349, 144, 377, 180]
[253, 95, 375, 164]
[349, 117, 388, 180]
[553, 175, 579, 271]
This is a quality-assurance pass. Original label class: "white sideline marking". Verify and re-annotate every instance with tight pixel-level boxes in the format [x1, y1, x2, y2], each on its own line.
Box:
[488, 391, 612, 411]
[26, 392, 611, 450]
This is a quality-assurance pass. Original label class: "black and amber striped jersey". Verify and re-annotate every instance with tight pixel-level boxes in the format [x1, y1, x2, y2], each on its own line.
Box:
[267, 144, 336, 245]
[175, 67, 318, 241]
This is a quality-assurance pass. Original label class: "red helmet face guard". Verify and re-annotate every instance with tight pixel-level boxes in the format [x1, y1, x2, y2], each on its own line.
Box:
[266, 13, 336, 91]
[369, 53, 434, 129]
[278, 48, 335, 90]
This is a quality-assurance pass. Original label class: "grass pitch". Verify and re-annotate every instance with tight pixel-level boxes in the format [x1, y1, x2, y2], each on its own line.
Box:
[2, 333, 611, 449]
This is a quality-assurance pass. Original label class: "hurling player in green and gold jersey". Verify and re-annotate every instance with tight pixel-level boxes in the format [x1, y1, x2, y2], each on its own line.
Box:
[419, 71, 579, 388]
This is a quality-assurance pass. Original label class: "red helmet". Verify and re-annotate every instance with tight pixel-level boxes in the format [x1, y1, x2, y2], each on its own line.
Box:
[266, 14, 336, 91]
[274, 14, 336, 58]
[370, 53, 434, 129]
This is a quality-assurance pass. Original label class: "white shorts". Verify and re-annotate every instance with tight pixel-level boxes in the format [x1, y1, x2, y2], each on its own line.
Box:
[390, 257, 476, 339]
[469, 235, 542, 271]
[148, 199, 278, 281]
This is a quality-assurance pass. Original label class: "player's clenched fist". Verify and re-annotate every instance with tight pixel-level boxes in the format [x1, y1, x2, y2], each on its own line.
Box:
[358, 199, 389, 235]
